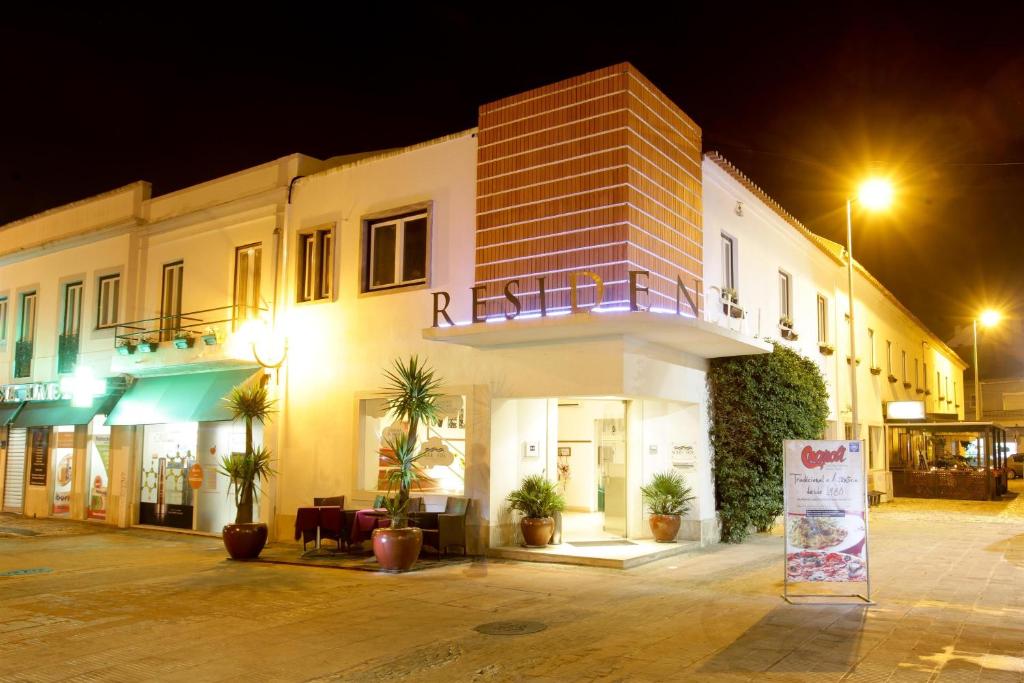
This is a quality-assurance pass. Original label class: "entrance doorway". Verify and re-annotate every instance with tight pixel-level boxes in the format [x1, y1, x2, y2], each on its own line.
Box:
[556, 399, 627, 542]
[2, 427, 27, 512]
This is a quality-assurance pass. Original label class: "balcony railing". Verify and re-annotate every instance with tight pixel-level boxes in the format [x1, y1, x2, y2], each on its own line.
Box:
[14, 340, 32, 378]
[114, 305, 267, 353]
[58, 333, 80, 374]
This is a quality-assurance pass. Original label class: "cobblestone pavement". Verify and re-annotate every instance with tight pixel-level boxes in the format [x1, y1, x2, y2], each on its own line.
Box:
[1, 486, 1022, 682]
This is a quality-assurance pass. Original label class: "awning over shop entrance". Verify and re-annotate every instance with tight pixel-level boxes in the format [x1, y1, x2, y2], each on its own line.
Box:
[105, 368, 260, 426]
[0, 402, 23, 426]
[12, 396, 115, 428]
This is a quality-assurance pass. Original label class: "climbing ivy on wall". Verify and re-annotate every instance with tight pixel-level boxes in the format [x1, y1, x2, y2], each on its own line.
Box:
[708, 341, 829, 543]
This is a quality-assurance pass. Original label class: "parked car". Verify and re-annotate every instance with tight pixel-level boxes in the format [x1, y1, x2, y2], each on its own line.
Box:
[1008, 454, 1024, 480]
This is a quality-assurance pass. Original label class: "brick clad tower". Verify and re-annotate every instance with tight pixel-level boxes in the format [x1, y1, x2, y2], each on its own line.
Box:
[474, 63, 703, 318]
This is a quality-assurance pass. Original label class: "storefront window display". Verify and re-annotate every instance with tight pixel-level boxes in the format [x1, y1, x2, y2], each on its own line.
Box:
[51, 425, 75, 517]
[139, 422, 198, 529]
[87, 417, 111, 520]
[358, 395, 466, 495]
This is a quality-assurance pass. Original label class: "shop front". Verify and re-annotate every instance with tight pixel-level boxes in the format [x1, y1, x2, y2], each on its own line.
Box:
[887, 421, 1009, 500]
[5, 394, 120, 519]
[105, 367, 261, 534]
[1, 402, 26, 513]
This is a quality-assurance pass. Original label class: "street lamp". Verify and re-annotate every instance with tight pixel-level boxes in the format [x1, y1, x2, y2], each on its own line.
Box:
[847, 178, 894, 441]
[973, 309, 1001, 421]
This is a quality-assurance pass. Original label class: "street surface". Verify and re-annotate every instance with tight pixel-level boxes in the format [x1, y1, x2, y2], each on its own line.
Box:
[1, 483, 1023, 682]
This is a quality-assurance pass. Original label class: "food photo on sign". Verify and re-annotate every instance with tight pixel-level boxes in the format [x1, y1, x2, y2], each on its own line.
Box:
[783, 440, 869, 587]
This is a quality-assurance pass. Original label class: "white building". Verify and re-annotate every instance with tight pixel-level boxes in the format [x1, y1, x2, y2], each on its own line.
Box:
[0, 63, 966, 562]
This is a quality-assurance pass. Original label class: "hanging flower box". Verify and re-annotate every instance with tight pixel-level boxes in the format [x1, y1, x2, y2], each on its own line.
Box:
[779, 317, 798, 340]
[903, 381, 912, 389]
[173, 331, 196, 349]
[818, 343, 835, 356]
[116, 340, 137, 356]
[887, 374, 899, 383]
[870, 366, 882, 376]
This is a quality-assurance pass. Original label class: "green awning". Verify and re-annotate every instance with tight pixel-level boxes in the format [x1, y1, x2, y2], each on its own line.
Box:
[0, 402, 23, 426]
[105, 368, 260, 426]
[13, 398, 111, 428]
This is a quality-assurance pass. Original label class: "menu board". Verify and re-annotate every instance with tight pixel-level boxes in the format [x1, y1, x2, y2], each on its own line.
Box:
[783, 440, 868, 584]
[28, 428, 49, 487]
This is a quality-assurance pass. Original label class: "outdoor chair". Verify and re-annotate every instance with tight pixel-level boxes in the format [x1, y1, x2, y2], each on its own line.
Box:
[410, 496, 470, 558]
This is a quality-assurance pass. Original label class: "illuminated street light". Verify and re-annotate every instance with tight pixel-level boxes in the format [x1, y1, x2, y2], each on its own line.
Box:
[857, 178, 894, 211]
[973, 309, 1002, 420]
[846, 178, 894, 442]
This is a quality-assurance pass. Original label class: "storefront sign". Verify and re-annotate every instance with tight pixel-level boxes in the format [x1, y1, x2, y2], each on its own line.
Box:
[28, 428, 49, 487]
[2, 382, 62, 403]
[430, 270, 699, 326]
[783, 439, 870, 597]
[188, 463, 205, 490]
[885, 400, 926, 420]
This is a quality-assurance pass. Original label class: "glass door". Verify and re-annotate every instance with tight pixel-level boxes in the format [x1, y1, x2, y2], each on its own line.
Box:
[51, 426, 75, 517]
[596, 416, 627, 536]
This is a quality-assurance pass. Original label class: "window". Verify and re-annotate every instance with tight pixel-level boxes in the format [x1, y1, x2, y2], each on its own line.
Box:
[234, 243, 263, 323]
[914, 359, 920, 390]
[868, 328, 876, 368]
[886, 340, 893, 375]
[19, 292, 36, 343]
[816, 295, 828, 343]
[365, 212, 428, 292]
[923, 362, 928, 393]
[953, 380, 958, 406]
[160, 261, 184, 341]
[937, 371, 942, 399]
[902, 350, 908, 382]
[0, 297, 7, 343]
[62, 282, 83, 337]
[778, 270, 791, 320]
[297, 229, 333, 302]
[97, 274, 120, 329]
[721, 234, 736, 292]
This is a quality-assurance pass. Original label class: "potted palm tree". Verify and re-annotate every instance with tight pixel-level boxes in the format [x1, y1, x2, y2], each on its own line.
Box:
[507, 474, 565, 547]
[220, 382, 276, 560]
[372, 356, 443, 570]
[373, 433, 427, 571]
[640, 470, 694, 542]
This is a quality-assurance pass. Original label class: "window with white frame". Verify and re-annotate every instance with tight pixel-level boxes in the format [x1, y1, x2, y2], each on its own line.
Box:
[96, 274, 120, 329]
[886, 340, 893, 375]
[721, 234, 737, 293]
[365, 211, 429, 292]
[868, 328, 876, 368]
[62, 282, 83, 336]
[234, 243, 263, 321]
[160, 261, 184, 341]
[816, 294, 828, 343]
[297, 228, 333, 303]
[0, 296, 7, 343]
[778, 270, 791, 321]
[19, 291, 36, 343]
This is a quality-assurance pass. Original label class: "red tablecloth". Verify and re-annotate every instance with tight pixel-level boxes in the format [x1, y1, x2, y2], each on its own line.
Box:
[294, 506, 344, 543]
[350, 509, 390, 544]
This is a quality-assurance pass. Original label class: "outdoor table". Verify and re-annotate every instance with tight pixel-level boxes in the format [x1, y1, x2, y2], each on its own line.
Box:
[350, 508, 389, 544]
[294, 506, 344, 550]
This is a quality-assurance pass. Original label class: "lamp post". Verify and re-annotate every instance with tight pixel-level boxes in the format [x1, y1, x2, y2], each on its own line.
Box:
[846, 179, 893, 441]
[972, 309, 1001, 421]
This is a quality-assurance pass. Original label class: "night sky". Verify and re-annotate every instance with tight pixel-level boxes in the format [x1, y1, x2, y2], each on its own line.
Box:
[2, 5, 1022, 360]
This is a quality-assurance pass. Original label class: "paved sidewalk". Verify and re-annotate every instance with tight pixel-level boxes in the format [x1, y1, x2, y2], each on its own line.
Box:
[0, 489, 1022, 682]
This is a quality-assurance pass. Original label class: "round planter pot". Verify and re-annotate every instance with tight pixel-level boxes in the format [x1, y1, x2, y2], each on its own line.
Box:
[222, 523, 269, 559]
[649, 514, 681, 543]
[520, 516, 554, 547]
[372, 526, 423, 572]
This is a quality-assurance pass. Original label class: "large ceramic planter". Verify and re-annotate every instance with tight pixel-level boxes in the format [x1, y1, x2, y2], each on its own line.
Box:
[222, 523, 268, 559]
[520, 516, 554, 547]
[649, 514, 681, 542]
[372, 526, 423, 572]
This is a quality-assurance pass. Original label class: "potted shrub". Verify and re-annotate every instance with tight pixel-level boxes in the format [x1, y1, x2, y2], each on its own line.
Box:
[116, 339, 137, 355]
[137, 336, 158, 353]
[507, 474, 565, 547]
[640, 470, 694, 542]
[720, 288, 743, 318]
[371, 356, 443, 571]
[220, 382, 276, 560]
[373, 433, 427, 571]
[173, 330, 195, 349]
[779, 316, 797, 341]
